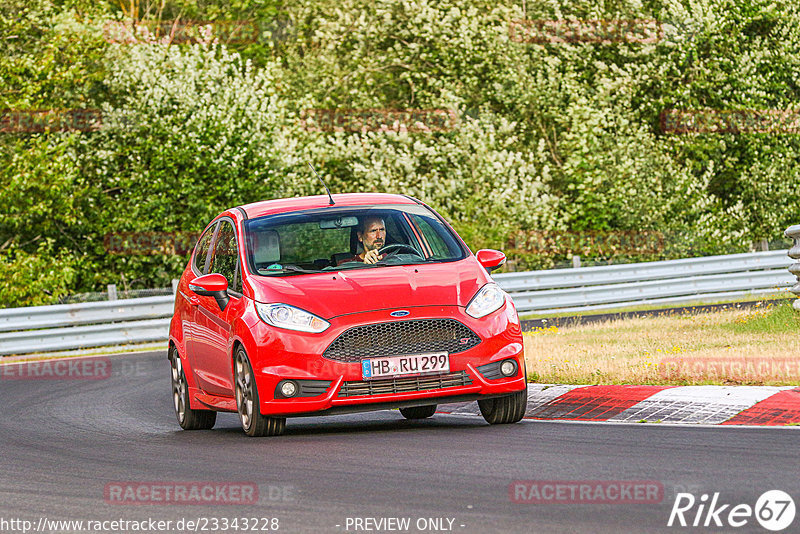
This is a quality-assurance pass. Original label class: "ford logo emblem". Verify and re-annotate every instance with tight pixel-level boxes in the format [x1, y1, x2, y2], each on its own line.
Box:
[390, 310, 410, 317]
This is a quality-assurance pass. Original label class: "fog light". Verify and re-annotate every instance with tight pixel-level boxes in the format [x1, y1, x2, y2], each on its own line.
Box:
[280, 381, 298, 398]
[500, 359, 517, 377]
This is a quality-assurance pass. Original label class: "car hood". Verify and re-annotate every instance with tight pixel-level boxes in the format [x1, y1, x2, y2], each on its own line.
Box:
[246, 259, 490, 319]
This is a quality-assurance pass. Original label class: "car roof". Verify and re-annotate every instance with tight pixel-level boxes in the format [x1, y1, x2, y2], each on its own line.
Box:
[236, 193, 420, 220]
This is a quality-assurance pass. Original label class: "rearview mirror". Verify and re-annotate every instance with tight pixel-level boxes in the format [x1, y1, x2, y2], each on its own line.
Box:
[319, 216, 359, 229]
[189, 273, 230, 311]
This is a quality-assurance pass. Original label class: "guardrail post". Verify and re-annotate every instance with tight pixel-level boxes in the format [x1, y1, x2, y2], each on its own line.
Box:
[107, 284, 117, 301]
[785, 225, 800, 311]
[171, 279, 179, 295]
[572, 255, 581, 268]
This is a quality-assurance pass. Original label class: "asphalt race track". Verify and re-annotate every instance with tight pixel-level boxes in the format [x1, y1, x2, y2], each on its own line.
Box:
[1, 351, 798, 534]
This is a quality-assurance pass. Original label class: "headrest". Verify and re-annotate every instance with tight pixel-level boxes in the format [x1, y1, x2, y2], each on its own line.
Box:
[253, 230, 280, 264]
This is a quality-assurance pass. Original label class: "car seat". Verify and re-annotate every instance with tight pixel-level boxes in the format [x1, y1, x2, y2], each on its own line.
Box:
[252, 230, 281, 270]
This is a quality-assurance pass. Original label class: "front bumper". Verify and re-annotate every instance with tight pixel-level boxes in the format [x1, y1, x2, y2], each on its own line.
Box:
[249, 303, 525, 417]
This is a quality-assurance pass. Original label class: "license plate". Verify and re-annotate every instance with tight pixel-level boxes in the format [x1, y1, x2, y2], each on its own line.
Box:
[361, 352, 449, 380]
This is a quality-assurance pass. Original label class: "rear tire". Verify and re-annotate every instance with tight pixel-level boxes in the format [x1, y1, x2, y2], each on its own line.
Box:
[478, 389, 527, 425]
[234, 347, 286, 437]
[399, 405, 437, 419]
[170, 347, 216, 430]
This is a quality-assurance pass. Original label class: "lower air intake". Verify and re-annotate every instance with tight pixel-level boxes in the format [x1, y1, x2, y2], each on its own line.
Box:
[337, 371, 472, 398]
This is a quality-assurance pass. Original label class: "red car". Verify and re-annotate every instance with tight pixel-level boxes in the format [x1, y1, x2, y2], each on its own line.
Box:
[168, 193, 527, 436]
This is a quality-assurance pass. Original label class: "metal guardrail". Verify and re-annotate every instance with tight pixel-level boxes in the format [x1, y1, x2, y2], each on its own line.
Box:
[0, 295, 174, 333]
[0, 250, 795, 357]
[494, 250, 791, 292]
[785, 225, 800, 311]
[0, 319, 171, 356]
[494, 250, 794, 314]
[0, 296, 175, 356]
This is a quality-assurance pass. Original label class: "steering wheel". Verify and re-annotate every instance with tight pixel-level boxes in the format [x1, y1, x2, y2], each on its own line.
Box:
[378, 243, 424, 257]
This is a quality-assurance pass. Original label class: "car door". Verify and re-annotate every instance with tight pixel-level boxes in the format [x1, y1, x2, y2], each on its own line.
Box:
[181, 221, 216, 370]
[189, 218, 244, 397]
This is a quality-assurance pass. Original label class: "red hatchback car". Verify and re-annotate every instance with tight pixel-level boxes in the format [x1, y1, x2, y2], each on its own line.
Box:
[168, 193, 527, 436]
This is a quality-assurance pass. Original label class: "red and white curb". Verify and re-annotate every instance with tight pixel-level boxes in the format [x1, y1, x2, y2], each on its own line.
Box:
[439, 384, 800, 426]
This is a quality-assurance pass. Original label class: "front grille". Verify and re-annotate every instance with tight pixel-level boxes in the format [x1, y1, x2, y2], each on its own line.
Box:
[337, 371, 472, 398]
[323, 319, 481, 363]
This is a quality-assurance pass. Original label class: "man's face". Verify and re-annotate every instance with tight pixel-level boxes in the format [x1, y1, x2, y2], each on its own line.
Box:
[358, 218, 386, 252]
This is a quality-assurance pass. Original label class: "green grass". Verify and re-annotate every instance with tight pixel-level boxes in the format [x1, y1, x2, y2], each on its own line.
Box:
[723, 301, 800, 335]
[524, 301, 800, 385]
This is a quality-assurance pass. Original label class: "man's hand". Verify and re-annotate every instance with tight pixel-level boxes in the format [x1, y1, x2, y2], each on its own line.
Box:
[363, 249, 383, 264]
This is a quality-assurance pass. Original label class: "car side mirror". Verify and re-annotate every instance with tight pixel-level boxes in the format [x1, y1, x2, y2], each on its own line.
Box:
[189, 273, 230, 311]
[476, 249, 506, 273]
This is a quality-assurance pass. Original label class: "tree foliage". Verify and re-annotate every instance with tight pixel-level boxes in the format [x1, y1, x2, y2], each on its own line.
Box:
[1, 0, 799, 306]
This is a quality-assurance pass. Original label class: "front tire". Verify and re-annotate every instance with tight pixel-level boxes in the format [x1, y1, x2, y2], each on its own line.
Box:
[170, 347, 216, 430]
[399, 405, 437, 419]
[234, 347, 285, 437]
[478, 389, 527, 425]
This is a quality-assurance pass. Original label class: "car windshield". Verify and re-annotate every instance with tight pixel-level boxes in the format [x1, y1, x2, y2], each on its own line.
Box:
[243, 204, 467, 276]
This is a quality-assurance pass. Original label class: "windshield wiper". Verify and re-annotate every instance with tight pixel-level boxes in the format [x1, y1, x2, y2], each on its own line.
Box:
[322, 262, 377, 271]
[373, 254, 428, 267]
[258, 265, 321, 275]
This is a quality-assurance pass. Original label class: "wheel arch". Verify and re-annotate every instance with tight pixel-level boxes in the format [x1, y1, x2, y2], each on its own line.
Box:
[229, 316, 258, 375]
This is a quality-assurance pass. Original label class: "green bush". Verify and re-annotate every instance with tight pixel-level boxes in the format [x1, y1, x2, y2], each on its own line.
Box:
[1, 0, 799, 307]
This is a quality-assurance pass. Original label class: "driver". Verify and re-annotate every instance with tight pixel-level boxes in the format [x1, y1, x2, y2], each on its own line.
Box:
[356, 216, 386, 264]
[336, 216, 386, 265]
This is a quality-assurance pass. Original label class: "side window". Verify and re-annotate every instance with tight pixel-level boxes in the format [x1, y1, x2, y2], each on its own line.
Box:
[384, 216, 404, 247]
[411, 215, 450, 257]
[209, 220, 238, 287]
[193, 224, 216, 273]
[232, 258, 242, 293]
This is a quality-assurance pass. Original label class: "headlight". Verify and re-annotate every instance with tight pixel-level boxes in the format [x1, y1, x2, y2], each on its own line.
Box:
[466, 283, 506, 318]
[255, 303, 330, 333]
